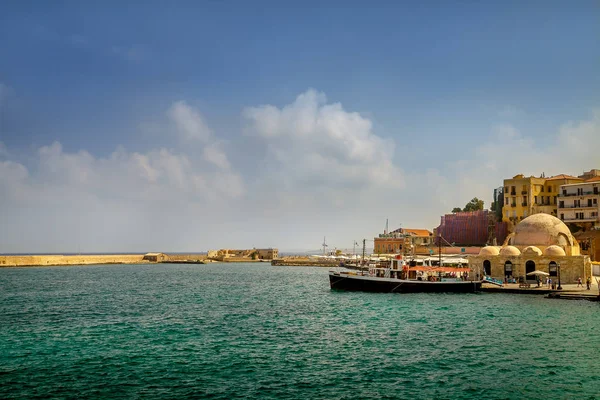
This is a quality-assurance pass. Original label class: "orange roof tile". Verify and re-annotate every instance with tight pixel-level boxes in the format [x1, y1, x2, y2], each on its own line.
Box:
[585, 176, 600, 182]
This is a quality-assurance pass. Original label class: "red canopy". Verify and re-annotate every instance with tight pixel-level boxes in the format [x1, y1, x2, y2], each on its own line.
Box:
[409, 267, 470, 273]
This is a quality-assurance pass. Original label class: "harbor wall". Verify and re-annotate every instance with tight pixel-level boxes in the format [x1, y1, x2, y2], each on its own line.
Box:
[0, 254, 147, 267]
[165, 253, 208, 262]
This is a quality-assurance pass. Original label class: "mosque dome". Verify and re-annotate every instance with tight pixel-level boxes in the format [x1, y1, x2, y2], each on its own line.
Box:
[499, 246, 521, 256]
[522, 246, 543, 256]
[512, 214, 575, 247]
[544, 245, 567, 257]
[479, 246, 500, 256]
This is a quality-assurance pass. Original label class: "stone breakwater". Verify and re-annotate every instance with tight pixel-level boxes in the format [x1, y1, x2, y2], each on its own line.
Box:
[0, 254, 148, 267]
[271, 258, 340, 267]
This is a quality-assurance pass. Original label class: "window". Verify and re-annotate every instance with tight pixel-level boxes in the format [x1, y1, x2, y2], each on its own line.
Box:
[534, 196, 538, 204]
[560, 213, 564, 220]
[504, 261, 513, 278]
[559, 201, 564, 208]
[505, 198, 509, 205]
[549, 262, 557, 277]
[594, 199, 598, 205]
[541, 186, 544, 192]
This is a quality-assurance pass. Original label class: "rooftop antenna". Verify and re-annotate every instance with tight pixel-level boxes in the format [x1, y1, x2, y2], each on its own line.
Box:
[322, 236, 328, 255]
[385, 218, 389, 234]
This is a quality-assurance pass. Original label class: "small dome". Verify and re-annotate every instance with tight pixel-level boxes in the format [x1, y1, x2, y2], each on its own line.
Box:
[500, 246, 521, 256]
[479, 246, 500, 256]
[522, 246, 542, 256]
[544, 245, 566, 256]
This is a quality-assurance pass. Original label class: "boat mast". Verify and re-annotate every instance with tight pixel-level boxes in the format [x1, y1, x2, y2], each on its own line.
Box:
[362, 239, 366, 264]
[438, 233, 442, 267]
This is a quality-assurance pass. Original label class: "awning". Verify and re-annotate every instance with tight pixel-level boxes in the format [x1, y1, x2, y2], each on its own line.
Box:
[408, 267, 470, 273]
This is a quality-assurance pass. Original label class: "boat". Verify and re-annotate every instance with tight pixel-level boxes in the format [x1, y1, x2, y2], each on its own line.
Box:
[329, 263, 481, 293]
[328, 238, 481, 293]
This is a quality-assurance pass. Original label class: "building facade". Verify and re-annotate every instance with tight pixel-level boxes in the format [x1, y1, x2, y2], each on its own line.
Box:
[502, 174, 583, 224]
[374, 228, 432, 255]
[557, 178, 600, 228]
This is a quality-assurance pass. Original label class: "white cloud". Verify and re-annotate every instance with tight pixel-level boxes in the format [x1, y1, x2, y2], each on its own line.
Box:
[168, 100, 213, 142]
[202, 142, 231, 170]
[243, 89, 403, 190]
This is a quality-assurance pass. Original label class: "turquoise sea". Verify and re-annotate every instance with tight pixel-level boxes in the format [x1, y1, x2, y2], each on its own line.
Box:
[1, 263, 598, 399]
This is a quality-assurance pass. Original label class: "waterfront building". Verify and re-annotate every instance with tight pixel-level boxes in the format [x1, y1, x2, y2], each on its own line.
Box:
[557, 177, 600, 228]
[469, 214, 593, 283]
[502, 174, 583, 224]
[373, 228, 432, 256]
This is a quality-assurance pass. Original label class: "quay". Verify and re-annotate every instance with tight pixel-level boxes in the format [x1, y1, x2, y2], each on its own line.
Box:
[482, 282, 600, 298]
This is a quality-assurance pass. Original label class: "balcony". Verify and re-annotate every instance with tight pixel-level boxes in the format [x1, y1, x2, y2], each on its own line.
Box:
[559, 192, 598, 197]
[521, 202, 528, 207]
[562, 216, 600, 223]
[510, 191, 516, 196]
[558, 205, 598, 209]
[510, 203, 516, 207]
[521, 191, 528, 195]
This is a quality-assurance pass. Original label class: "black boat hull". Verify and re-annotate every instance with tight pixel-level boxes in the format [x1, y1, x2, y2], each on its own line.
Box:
[329, 272, 481, 293]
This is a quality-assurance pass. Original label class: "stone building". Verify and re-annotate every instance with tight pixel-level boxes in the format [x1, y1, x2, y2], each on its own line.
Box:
[469, 214, 592, 283]
[143, 253, 167, 262]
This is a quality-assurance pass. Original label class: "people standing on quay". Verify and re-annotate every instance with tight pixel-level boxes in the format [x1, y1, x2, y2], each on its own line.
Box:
[586, 277, 591, 290]
[577, 277, 583, 287]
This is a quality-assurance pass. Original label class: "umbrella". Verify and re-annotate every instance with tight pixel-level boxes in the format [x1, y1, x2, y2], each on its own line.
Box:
[526, 270, 549, 276]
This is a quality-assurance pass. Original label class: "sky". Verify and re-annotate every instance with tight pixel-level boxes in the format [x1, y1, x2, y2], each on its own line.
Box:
[1, 1, 599, 253]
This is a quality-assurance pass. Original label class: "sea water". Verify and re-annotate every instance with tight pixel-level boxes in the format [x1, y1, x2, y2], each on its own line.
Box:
[1, 263, 598, 399]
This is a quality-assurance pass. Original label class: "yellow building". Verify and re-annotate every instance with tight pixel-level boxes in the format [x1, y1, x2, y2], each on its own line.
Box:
[502, 174, 583, 224]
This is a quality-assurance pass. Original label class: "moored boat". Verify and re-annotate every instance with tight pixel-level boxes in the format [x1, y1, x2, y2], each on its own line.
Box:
[329, 257, 482, 293]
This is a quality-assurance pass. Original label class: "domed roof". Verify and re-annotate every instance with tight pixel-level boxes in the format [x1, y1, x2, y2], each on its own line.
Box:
[544, 245, 566, 256]
[522, 246, 542, 256]
[500, 246, 521, 256]
[512, 214, 574, 247]
[479, 246, 500, 256]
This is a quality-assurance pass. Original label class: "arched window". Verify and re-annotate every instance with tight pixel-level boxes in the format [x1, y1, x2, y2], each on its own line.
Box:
[504, 261, 513, 277]
[483, 260, 491, 276]
[549, 261, 558, 277]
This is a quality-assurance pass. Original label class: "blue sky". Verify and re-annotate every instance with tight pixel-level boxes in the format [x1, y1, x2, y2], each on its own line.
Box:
[1, 1, 599, 252]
